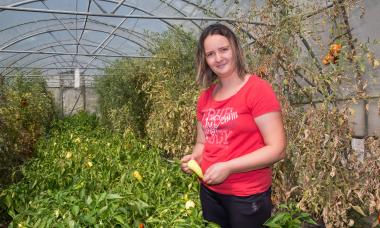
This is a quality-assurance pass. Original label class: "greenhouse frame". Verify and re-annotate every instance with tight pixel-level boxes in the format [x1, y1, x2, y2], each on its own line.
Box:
[1, 1, 379, 227]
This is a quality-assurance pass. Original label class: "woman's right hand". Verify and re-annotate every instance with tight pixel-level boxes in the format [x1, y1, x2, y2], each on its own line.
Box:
[180, 154, 193, 174]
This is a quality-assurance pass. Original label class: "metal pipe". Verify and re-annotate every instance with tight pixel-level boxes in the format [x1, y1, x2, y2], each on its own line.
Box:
[82, 8, 135, 74]
[0, 66, 105, 70]
[0, 6, 273, 25]
[0, 49, 152, 58]
[1, 42, 119, 75]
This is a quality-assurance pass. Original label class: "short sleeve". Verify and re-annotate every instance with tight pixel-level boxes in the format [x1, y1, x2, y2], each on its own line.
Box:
[247, 78, 281, 118]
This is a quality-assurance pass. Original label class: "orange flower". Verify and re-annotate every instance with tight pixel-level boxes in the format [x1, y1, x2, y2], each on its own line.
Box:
[138, 223, 144, 228]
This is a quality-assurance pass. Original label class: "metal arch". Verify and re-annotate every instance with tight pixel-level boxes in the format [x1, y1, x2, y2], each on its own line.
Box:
[6, 53, 112, 76]
[0, 50, 147, 58]
[19, 60, 101, 75]
[105, 0, 274, 27]
[110, 0, 126, 14]
[0, 17, 154, 46]
[0, 0, 272, 60]
[1, 0, 175, 28]
[0, 66, 109, 70]
[35, 39, 128, 56]
[0, 26, 152, 75]
[178, 0, 262, 44]
[77, 1, 91, 42]
[3, 54, 112, 76]
[73, 0, 120, 72]
[0, 0, 171, 73]
[0, 0, 264, 27]
[38, 1, 90, 55]
[0, 27, 152, 53]
[95, 0, 265, 25]
[80, 7, 137, 75]
[141, 0, 202, 30]
[38, 61, 101, 74]
[87, 18, 154, 45]
[1, 40, 128, 75]
[73, 0, 92, 67]
[6, 52, 113, 71]
[0, 5, 270, 25]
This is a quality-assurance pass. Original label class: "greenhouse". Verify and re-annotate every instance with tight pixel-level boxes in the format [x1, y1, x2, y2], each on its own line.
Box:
[0, 0, 379, 227]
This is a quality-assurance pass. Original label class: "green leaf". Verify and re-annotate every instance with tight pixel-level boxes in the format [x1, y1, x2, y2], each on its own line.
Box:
[82, 215, 96, 225]
[4, 194, 12, 208]
[266, 212, 291, 225]
[120, 173, 126, 184]
[106, 193, 124, 200]
[86, 196, 93, 205]
[66, 219, 75, 228]
[32, 218, 41, 228]
[352, 205, 366, 216]
[98, 192, 107, 202]
[71, 205, 80, 216]
[98, 205, 108, 215]
[304, 217, 317, 225]
[114, 215, 125, 225]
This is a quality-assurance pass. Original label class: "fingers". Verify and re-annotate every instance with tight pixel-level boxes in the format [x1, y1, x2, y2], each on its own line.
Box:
[180, 154, 192, 163]
[180, 155, 192, 174]
[202, 170, 212, 184]
[203, 163, 230, 185]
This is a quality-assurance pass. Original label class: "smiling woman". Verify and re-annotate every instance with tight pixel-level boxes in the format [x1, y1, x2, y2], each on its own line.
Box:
[204, 35, 235, 78]
[181, 23, 286, 228]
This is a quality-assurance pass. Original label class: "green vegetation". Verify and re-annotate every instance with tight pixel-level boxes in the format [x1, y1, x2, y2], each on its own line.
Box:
[96, 27, 198, 156]
[1, 113, 207, 227]
[264, 203, 316, 228]
[1, 1, 380, 227]
[0, 73, 56, 188]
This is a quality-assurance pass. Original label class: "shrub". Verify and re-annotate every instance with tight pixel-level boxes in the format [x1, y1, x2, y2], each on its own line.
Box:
[96, 27, 198, 156]
[144, 27, 198, 156]
[0, 73, 56, 187]
[96, 59, 150, 138]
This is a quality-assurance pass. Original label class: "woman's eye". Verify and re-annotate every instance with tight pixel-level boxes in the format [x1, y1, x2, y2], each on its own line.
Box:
[221, 47, 229, 52]
[206, 52, 214, 57]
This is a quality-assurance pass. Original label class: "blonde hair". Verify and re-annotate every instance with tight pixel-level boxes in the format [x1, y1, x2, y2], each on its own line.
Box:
[196, 23, 247, 88]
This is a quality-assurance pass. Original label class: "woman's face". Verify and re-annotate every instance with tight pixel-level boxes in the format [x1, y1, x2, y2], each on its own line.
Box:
[204, 34, 237, 78]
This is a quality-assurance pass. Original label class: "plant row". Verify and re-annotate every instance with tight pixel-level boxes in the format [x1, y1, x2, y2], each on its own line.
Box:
[0, 74, 56, 188]
[0, 113, 212, 227]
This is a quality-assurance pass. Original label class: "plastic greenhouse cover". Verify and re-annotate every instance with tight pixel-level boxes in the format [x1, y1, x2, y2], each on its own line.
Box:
[0, 0, 379, 82]
[1, 0, 247, 77]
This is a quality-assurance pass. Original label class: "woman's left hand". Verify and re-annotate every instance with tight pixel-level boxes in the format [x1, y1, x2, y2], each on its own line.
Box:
[203, 162, 231, 185]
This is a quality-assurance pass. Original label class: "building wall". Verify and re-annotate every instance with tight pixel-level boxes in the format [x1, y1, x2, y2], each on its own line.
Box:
[46, 74, 97, 116]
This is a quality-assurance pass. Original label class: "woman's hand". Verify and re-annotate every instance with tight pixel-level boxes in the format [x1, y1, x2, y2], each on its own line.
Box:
[203, 162, 231, 185]
[181, 122, 205, 175]
[180, 154, 193, 175]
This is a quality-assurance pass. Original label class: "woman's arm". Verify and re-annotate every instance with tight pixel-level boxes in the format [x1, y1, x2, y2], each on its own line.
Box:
[203, 112, 286, 185]
[180, 122, 205, 174]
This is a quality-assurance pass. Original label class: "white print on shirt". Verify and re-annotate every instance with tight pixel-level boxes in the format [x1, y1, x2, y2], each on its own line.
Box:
[202, 107, 238, 145]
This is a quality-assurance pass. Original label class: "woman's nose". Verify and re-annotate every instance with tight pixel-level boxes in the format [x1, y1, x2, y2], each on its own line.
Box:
[215, 52, 222, 62]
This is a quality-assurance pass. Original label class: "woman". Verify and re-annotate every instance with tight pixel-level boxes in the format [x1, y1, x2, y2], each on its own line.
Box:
[180, 23, 286, 228]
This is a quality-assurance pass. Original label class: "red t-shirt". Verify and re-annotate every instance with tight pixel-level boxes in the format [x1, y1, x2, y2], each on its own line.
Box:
[196, 75, 281, 196]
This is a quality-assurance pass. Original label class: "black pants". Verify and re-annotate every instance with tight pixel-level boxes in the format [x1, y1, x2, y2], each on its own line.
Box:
[200, 184, 272, 228]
